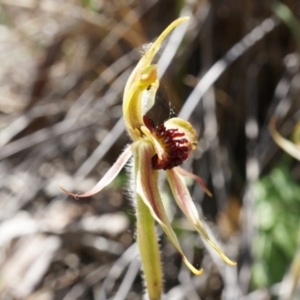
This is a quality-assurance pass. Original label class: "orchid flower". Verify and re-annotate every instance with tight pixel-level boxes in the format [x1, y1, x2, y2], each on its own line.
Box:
[62, 17, 236, 299]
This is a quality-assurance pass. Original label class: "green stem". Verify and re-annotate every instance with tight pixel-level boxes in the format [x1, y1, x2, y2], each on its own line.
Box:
[134, 154, 163, 300]
[136, 194, 163, 300]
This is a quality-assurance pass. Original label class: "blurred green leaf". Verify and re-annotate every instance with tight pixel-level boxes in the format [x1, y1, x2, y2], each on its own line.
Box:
[80, 0, 97, 11]
[272, 1, 300, 54]
[252, 164, 300, 289]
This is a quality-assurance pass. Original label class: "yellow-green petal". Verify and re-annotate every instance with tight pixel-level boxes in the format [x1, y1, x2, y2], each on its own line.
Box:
[166, 168, 236, 266]
[123, 65, 159, 140]
[60, 145, 133, 198]
[122, 17, 189, 140]
[136, 141, 203, 275]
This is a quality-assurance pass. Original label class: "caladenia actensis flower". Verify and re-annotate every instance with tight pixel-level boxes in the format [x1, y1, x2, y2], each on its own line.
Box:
[61, 17, 236, 300]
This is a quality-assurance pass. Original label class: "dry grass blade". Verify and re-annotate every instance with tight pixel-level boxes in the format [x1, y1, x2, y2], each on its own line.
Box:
[0, 118, 91, 160]
[179, 16, 280, 120]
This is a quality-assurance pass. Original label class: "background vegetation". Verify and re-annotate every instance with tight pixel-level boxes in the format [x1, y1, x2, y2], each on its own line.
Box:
[0, 0, 300, 299]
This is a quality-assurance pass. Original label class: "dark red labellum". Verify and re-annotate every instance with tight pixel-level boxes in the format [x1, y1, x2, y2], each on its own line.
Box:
[143, 115, 190, 170]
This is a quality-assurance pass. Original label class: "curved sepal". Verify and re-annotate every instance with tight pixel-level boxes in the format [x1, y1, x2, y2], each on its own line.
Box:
[122, 17, 189, 140]
[123, 17, 189, 104]
[166, 168, 236, 266]
[269, 117, 300, 161]
[60, 145, 133, 198]
[135, 143, 203, 275]
[123, 65, 159, 140]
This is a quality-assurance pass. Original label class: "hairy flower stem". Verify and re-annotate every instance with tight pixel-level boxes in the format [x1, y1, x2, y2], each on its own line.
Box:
[135, 154, 163, 300]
